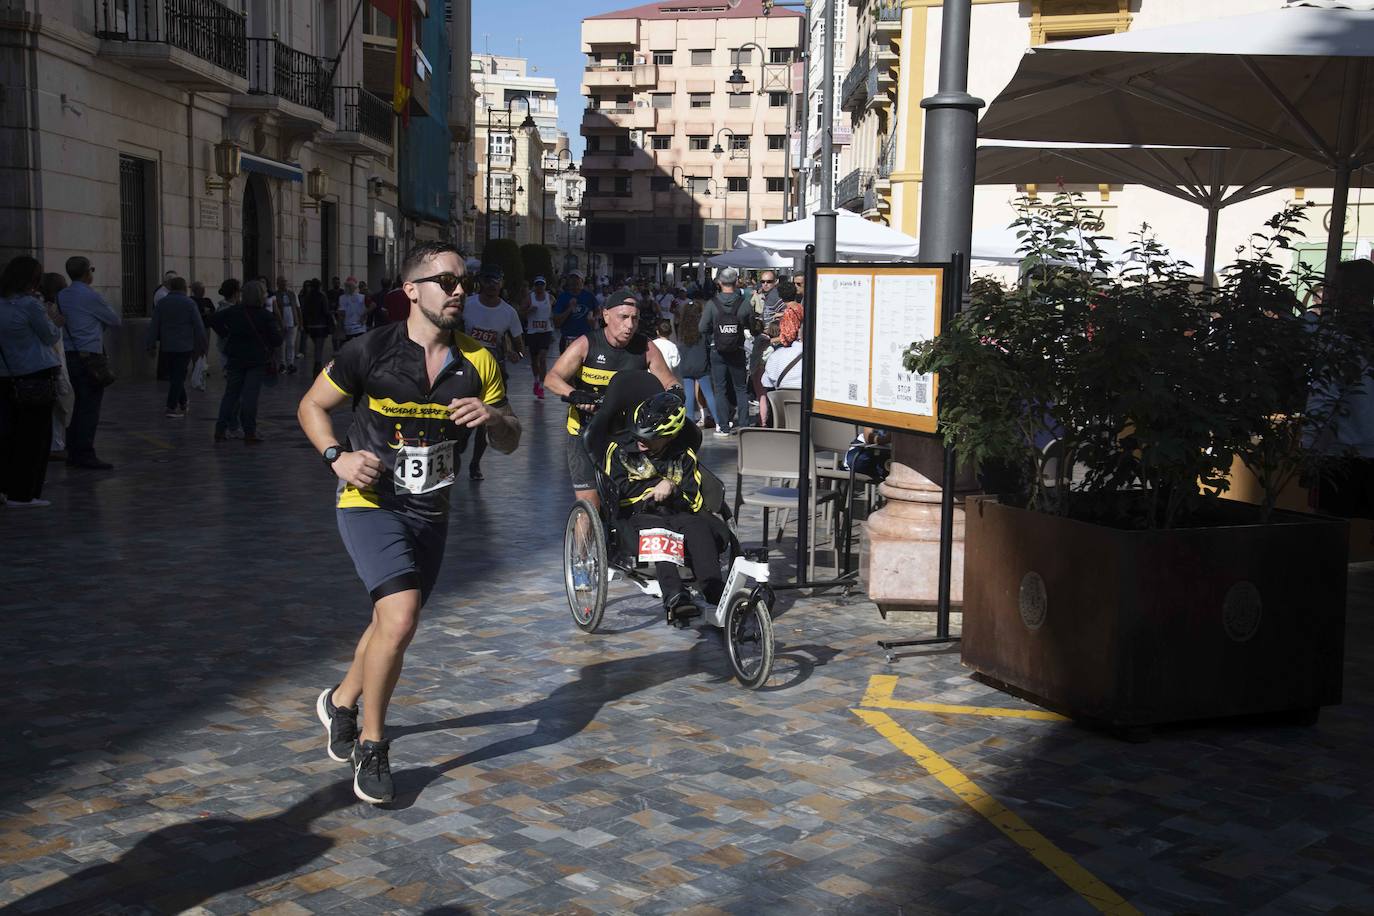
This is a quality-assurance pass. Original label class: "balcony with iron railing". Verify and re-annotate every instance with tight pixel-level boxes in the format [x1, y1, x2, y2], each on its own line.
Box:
[840, 48, 874, 113]
[875, 0, 902, 33]
[877, 132, 897, 181]
[320, 86, 392, 155]
[240, 38, 334, 125]
[836, 168, 875, 210]
[91, 0, 247, 92]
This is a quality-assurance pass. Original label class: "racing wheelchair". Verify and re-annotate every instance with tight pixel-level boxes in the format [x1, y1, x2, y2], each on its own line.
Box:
[560, 398, 777, 689]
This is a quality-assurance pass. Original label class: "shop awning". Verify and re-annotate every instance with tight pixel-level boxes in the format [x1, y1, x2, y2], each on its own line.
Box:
[240, 152, 303, 182]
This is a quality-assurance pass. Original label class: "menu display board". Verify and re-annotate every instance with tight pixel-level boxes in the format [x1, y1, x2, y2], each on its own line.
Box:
[811, 264, 945, 434]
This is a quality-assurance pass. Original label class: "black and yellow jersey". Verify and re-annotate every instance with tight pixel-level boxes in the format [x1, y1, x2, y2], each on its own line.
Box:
[603, 433, 705, 515]
[566, 329, 650, 435]
[324, 322, 505, 518]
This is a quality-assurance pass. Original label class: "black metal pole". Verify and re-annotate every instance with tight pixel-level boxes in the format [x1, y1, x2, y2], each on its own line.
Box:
[483, 109, 492, 250]
[795, 247, 817, 581]
[321, 0, 366, 105]
[878, 252, 965, 656]
[915, 0, 982, 267]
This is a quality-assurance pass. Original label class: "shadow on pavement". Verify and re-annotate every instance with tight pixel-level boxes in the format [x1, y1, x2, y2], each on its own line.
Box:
[757, 643, 842, 693]
[385, 640, 732, 809]
[10, 783, 358, 915]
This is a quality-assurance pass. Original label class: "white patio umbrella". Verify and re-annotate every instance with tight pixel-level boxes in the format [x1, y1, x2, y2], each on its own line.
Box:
[706, 247, 792, 270]
[976, 141, 1342, 283]
[737, 210, 922, 261]
[978, 1, 1374, 279]
[968, 225, 1206, 278]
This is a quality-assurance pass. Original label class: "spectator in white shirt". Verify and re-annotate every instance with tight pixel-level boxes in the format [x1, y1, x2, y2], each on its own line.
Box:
[337, 278, 372, 342]
[650, 319, 680, 375]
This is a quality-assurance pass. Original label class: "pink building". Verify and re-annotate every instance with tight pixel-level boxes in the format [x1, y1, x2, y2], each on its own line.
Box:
[580, 0, 803, 278]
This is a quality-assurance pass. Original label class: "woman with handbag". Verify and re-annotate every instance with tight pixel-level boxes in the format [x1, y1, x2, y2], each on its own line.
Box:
[0, 256, 62, 508]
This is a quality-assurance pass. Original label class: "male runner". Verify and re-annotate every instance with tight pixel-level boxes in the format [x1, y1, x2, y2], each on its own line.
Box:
[544, 288, 676, 510]
[461, 263, 525, 480]
[521, 276, 554, 400]
[552, 271, 598, 352]
[298, 241, 521, 804]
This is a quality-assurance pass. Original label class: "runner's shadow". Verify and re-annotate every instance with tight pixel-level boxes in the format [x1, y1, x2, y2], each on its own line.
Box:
[385, 639, 729, 809]
[757, 643, 843, 692]
[9, 783, 357, 915]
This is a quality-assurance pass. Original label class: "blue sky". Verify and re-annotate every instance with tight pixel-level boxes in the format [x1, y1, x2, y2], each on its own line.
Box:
[472, 0, 609, 158]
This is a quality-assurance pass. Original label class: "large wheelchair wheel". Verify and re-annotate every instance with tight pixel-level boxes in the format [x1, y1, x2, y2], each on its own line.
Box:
[564, 500, 609, 633]
[724, 590, 775, 689]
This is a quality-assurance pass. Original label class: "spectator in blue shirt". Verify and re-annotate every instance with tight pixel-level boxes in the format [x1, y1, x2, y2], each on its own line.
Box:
[56, 256, 120, 470]
[0, 255, 62, 507]
[553, 271, 598, 352]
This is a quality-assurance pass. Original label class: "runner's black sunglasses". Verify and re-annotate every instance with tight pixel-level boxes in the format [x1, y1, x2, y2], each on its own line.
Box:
[410, 272, 464, 294]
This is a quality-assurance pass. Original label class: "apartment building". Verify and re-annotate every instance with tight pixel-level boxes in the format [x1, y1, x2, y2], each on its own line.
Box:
[579, 0, 803, 279]
[471, 52, 563, 250]
[0, 0, 472, 375]
[836, 0, 898, 220]
[802, 0, 856, 217]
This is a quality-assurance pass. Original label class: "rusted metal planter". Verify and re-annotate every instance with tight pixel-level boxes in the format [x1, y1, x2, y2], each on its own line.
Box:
[962, 496, 1347, 732]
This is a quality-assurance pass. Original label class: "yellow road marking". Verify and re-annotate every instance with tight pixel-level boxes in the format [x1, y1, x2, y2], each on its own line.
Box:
[131, 432, 172, 450]
[861, 675, 1067, 721]
[852, 708, 1140, 916]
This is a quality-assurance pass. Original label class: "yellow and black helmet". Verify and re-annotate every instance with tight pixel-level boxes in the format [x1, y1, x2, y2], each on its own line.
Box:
[631, 391, 687, 442]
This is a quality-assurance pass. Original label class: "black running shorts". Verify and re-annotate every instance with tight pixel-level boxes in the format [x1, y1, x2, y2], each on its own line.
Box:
[336, 507, 448, 605]
[567, 434, 597, 491]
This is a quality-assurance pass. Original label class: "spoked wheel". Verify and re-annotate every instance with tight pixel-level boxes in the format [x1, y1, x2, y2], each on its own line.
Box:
[564, 500, 608, 633]
[724, 591, 775, 689]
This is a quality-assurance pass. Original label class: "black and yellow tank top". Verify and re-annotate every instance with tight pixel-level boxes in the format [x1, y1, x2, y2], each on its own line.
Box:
[566, 329, 650, 434]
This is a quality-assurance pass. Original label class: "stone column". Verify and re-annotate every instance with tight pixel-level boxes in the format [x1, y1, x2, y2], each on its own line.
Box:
[862, 433, 976, 613]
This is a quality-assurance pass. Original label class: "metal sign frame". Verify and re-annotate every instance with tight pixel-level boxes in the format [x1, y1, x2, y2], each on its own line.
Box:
[807, 261, 953, 436]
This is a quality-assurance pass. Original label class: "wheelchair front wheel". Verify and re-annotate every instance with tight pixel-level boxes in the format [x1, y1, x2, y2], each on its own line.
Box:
[564, 500, 608, 633]
[724, 591, 775, 689]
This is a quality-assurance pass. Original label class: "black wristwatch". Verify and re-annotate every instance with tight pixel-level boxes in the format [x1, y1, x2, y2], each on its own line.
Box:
[322, 445, 345, 467]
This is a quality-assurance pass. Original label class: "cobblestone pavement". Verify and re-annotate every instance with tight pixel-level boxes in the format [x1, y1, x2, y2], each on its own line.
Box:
[2, 366, 1373, 915]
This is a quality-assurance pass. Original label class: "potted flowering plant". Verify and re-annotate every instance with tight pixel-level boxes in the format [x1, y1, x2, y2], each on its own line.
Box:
[904, 194, 1367, 736]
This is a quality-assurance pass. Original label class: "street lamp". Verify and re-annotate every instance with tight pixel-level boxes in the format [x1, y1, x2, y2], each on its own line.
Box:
[727, 39, 801, 221]
[484, 96, 538, 248]
[541, 148, 577, 246]
[492, 180, 524, 241]
[713, 127, 752, 243]
[205, 138, 241, 196]
[301, 167, 329, 212]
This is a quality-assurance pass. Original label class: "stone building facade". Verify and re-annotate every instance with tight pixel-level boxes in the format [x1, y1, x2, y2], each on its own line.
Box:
[0, 0, 474, 375]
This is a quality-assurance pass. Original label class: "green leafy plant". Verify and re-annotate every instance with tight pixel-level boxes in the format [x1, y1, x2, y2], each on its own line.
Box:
[520, 244, 555, 284]
[481, 239, 524, 289]
[905, 193, 1372, 529]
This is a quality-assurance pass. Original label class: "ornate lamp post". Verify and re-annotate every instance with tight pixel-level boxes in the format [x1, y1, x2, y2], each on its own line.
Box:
[484, 97, 537, 248]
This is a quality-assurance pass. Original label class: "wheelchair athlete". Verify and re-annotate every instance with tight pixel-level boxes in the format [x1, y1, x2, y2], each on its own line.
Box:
[603, 390, 727, 622]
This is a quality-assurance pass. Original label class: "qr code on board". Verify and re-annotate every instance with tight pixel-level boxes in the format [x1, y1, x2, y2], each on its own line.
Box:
[913, 379, 929, 402]
[848, 383, 859, 400]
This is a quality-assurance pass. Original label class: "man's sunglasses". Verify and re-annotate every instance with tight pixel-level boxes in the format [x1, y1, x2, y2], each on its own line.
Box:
[410, 272, 464, 294]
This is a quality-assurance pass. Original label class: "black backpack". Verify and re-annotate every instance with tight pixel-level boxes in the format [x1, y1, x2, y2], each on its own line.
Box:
[712, 296, 744, 354]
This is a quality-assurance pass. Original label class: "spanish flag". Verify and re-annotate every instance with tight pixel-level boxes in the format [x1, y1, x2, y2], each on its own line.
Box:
[369, 0, 413, 127]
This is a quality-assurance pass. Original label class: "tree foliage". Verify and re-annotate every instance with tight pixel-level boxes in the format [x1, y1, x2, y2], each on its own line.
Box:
[905, 193, 1374, 529]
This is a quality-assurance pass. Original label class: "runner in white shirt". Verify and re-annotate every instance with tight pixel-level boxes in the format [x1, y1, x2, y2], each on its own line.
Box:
[461, 264, 526, 480]
[521, 276, 555, 400]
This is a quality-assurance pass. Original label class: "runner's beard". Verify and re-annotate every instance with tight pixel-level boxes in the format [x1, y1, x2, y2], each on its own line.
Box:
[420, 300, 464, 329]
